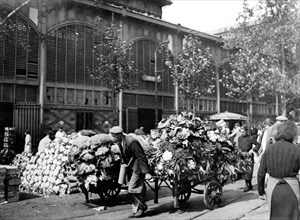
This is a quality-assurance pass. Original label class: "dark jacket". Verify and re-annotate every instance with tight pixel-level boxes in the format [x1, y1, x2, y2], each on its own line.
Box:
[238, 134, 261, 153]
[122, 135, 150, 174]
[258, 140, 300, 195]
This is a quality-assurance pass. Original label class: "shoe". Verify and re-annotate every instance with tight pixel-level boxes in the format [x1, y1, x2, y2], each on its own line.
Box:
[248, 182, 253, 190]
[128, 214, 136, 218]
[133, 209, 145, 218]
[243, 187, 250, 192]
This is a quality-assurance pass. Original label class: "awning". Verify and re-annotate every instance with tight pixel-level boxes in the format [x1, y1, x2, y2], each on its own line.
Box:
[209, 111, 248, 121]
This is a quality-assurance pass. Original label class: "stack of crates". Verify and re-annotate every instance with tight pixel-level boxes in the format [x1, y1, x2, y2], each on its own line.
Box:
[0, 165, 20, 203]
[3, 127, 16, 150]
[6, 166, 20, 202]
[0, 127, 17, 165]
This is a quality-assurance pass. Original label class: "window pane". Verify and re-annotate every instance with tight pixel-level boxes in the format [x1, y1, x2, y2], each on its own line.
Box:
[16, 17, 27, 76]
[16, 85, 25, 101]
[27, 86, 37, 102]
[3, 84, 13, 102]
[57, 27, 66, 83]
[67, 25, 75, 84]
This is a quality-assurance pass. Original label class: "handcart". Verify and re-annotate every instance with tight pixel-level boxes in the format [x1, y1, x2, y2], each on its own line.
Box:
[81, 165, 167, 205]
[146, 171, 225, 210]
[80, 165, 225, 210]
[80, 164, 122, 204]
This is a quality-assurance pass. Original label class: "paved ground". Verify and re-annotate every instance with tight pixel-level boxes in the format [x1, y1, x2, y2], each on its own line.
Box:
[0, 163, 270, 220]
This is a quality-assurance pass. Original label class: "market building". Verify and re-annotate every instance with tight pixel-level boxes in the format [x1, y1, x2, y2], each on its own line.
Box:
[0, 0, 276, 152]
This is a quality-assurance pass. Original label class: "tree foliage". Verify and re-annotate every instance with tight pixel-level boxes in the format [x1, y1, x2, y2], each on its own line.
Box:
[173, 31, 215, 112]
[219, 50, 275, 102]
[88, 20, 138, 98]
[87, 19, 138, 123]
[221, 0, 300, 113]
[0, 0, 32, 26]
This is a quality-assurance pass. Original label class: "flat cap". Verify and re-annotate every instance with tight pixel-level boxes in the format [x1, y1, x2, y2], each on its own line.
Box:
[276, 115, 288, 121]
[109, 126, 123, 134]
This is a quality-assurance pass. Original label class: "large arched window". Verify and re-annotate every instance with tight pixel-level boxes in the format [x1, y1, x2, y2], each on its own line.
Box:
[0, 14, 38, 79]
[131, 38, 174, 94]
[46, 24, 104, 86]
[0, 10, 39, 103]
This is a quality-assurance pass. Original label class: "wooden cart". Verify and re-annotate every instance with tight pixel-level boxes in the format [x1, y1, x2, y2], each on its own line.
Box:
[80, 164, 122, 204]
[146, 172, 224, 210]
[81, 165, 226, 210]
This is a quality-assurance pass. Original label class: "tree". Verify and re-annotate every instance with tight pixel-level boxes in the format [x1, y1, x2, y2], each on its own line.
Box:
[0, 0, 34, 48]
[219, 49, 276, 122]
[88, 19, 138, 124]
[0, 0, 32, 26]
[221, 0, 300, 117]
[173, 31, 215, 115]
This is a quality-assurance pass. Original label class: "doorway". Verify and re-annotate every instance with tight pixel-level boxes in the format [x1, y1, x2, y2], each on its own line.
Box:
[138, 108, 162, 134]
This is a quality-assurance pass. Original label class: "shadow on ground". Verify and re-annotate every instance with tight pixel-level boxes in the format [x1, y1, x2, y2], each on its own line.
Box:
[19, 192, 41, 201]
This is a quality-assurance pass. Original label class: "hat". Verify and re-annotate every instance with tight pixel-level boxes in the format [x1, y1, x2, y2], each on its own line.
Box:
[276, 115, 288, 121]
[58, 121, 64, 128]
[109, 126, 123, 134]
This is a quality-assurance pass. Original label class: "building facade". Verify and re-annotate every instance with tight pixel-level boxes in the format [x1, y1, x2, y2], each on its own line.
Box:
[0, 0, 276, 152]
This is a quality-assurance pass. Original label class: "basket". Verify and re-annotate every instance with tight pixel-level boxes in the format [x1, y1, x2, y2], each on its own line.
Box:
[118, 164, 128, 184]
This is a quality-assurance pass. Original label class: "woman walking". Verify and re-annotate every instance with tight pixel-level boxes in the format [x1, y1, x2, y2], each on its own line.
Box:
[237, 126, 261, 192]
[258, 121, 300, 220]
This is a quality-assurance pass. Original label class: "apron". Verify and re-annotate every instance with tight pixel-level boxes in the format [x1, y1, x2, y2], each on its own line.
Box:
[266, 176, 300, 219]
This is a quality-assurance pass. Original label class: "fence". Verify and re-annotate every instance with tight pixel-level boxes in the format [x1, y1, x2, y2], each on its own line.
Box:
[13, 102, 41, 153]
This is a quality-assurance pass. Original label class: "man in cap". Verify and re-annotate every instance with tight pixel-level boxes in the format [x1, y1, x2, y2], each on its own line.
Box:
[109, 126, 152, 218]
[259, 116, 288, 161]
[55, 121, 66, 139]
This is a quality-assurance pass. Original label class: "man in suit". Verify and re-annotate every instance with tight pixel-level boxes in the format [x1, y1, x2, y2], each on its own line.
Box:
[109, 126, 152, 218]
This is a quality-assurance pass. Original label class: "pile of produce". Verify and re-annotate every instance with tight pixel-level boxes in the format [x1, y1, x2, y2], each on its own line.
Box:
[13, 134, 79, 195]
[148, 112, 250, 185]
[0, 148, 16, 165]
[69, 133, 121, 191]
[127, 133, 154, 156]
[12, 131, 123, 195]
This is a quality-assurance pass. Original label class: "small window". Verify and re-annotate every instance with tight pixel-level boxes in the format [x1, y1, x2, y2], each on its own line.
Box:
[27, 86, 37, 102]
[203, 100, 207, 111]
[3, 84, 14, 102]
[198, 99, 203, 111]
[16, 85, 26, 101]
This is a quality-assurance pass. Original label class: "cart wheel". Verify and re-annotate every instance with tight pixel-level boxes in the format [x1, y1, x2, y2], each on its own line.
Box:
[203, 180, 223, 210]
[177, 180, 191, 203]
[105, 180, 121, 198]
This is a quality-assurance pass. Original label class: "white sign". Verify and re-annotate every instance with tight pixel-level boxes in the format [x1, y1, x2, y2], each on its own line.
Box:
[142, 74, 161, 83]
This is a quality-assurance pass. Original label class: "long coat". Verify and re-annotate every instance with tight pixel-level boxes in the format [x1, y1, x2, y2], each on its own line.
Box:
[122, 135, 150, 175]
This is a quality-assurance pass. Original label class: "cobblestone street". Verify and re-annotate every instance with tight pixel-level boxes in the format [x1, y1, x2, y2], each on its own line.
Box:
[1, 164, 269, 220]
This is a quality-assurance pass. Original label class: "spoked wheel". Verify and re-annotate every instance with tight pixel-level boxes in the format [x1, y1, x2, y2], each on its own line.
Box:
[105, 179, 121, 198]
[177, 180, 192, 203]
[203, 180, 223, 209]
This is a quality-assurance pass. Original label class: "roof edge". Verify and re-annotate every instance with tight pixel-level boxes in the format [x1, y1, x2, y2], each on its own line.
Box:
[72, 0, 222, 42]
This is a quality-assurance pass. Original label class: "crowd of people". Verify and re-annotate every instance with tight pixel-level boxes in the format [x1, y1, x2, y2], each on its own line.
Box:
[216, 115, 300, 220]
[21, 115, 300, 219]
